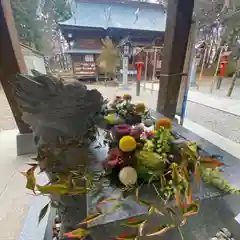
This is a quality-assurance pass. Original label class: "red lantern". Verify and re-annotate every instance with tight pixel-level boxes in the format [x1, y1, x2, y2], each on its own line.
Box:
[135, 55, 144, 81]
[220, 55, 229, 77]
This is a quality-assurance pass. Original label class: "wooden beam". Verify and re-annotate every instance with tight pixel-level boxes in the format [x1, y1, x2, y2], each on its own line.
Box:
[156, 0, 194, 119]
[0, 0, 31, 133]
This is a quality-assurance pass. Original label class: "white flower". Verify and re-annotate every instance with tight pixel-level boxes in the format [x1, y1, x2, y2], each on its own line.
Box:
[119, 167, 138, 186]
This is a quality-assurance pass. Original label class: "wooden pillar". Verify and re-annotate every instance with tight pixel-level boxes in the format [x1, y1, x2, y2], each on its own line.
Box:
[0, 0, 31, 133]
[156, 0, 194, 119]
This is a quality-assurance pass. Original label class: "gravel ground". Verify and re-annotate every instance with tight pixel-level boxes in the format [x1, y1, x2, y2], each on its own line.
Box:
[186, 101, 240, 144]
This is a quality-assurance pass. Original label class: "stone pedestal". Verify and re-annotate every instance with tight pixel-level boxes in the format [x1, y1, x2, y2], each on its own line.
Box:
[16, 132, 37, 156]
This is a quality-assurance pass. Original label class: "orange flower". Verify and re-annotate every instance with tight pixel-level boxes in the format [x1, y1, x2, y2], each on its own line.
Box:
[155, 118, 172, 130]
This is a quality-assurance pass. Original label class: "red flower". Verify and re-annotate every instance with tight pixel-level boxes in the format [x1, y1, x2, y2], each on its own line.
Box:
[104, 148, 124, 169]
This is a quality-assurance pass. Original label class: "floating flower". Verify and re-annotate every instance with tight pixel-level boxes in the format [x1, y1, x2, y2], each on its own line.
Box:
[123, 94, 132, 101]
[119, 166, 138, 186]
[135, 103, 146, 113]
[155, 118, 172, 130]
[119, 136, 137, 152]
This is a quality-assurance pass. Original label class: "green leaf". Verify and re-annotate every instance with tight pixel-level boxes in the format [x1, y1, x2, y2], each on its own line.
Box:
[38, 203, 49, 223]
[122, 218, 146, 228]
[21, 165, 37, 192]
[64, 228, 90, 239]
[148, 206, 155, 215]
[114, 233, 138, 240]
[138, 199, 151, 207]
[36, 184, 69, 195]
[146, 224, 175, 237]
[79, 213, 103, 225]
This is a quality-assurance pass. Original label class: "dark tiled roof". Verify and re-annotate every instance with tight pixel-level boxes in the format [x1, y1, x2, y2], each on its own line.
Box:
[59, 1, 166, 32]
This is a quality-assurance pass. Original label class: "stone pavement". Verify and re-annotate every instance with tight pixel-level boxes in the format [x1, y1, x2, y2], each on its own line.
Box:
[0, 130, 34, 240]
[141, 80, 240, 116]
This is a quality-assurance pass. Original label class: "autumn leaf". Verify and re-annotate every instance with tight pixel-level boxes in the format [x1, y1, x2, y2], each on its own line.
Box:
[194, 161, 201, 186]
[171, 163, 181, 186]
[138, 220, 147, 236]
[36, 184, 69, 195]
[38, 203, 49, 223]
[186, 185, 193, 205]
[64, 228, 90, 239]
[135, 187, 139, 200]
[114, 233, 138, 240]
[182, 166, 189, 182]
[180, 218, 188, 227]
[122, 218, 146, 228]
[146, 224, 175, 237]
[21, 165, 37, 192]
[79, 213, 103, 225]
[199, 156, 224, 169]
[175, 190, 184, 213]
[98, 198, 117, 205]
[183, 201, 200, 217]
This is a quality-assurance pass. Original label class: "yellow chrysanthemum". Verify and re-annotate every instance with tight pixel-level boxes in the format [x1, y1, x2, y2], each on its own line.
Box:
[119, 136, 137, 152]
[135, 103, 146, 113]
[123, 94, 132, 101]
[155, 118, 172, 130]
